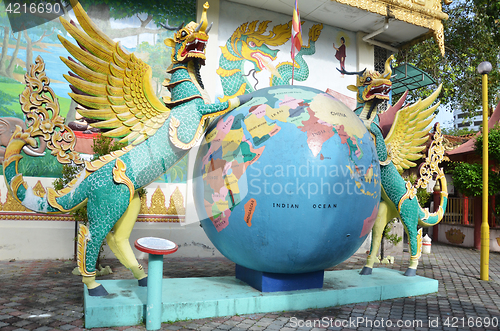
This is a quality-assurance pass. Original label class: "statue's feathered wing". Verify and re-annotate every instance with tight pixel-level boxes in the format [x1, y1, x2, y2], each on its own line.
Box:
[384, 84, 442, 171]
[58, 0, 170, 146]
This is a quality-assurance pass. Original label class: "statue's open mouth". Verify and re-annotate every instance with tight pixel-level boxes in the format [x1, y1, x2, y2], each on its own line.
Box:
[251, 52, 277, 74]
[366, 83, 391, 99]
[182, 38, 207, 57]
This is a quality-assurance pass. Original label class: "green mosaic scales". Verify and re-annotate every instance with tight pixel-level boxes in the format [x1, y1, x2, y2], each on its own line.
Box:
[340, 56, 448, 276]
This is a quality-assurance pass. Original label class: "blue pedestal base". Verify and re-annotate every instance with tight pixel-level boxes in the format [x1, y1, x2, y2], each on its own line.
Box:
[83, 268, 438, 328]
[235, 264, 324, 292]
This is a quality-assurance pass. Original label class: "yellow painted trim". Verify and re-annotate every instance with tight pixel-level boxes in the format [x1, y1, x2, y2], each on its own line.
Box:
[168, 116, 208, 150]
[397, 181, 417, 211]
[112, 158, 135, 203]
[77, 223, 96, 277]
[86, 145, 133, 172]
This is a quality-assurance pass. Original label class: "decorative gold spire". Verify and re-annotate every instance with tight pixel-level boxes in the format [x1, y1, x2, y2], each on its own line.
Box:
[200, 2, 209, 33]
[166, 187, 185, 215]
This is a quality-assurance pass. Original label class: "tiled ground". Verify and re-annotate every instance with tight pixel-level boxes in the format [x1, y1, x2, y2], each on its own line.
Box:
[1, 243, 500, 330]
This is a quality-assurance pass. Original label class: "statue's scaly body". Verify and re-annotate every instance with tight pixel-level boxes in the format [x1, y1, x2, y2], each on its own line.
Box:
[342, 57, 448, 276]
[3, 1, 248, 296]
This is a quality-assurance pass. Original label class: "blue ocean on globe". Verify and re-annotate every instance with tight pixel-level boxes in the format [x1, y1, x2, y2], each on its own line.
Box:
[194, 85, 381, 273]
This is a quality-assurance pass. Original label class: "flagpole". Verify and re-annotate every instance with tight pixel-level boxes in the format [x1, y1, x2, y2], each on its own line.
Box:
[291, 0, 301, 86]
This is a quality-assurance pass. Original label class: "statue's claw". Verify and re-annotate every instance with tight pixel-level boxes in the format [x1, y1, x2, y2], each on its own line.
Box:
[404, 268, 416, 277]
[360, 266, 373, 275]
[138, 276, 148, 287]
[88, 285, 109, 296]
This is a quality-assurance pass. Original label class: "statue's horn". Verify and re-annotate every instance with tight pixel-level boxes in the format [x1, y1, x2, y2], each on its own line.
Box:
[382, 54, 395, 78]
[206, 22, 213, 34]
[337, 67, 366, 76]
[160, 20, 185, 31]
[195, 20, 204, 32]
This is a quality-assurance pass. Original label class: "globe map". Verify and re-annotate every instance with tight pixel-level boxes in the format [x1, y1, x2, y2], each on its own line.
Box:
[194, 86, 381, 273]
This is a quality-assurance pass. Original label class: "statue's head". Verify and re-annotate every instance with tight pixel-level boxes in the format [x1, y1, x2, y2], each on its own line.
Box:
[341, 55, 394, 104]
[164, 2, 212, 65]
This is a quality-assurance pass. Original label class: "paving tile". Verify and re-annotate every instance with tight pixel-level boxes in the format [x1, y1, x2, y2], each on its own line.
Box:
[1, 244, 500, 330]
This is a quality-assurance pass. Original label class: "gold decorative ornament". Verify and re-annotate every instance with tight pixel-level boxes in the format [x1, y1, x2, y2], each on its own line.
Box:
[19, 56, 83, 165]
[148, 186, 168, 215]
[332, 0, 449, 55]
[166, 186, 186, 215]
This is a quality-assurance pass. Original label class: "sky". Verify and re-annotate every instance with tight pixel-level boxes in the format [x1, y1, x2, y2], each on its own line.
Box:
[432, 108, 454, 129]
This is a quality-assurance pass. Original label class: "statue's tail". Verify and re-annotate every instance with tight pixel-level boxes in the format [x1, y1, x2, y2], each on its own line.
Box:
[416, 123, 448, 227]
[418, 169, 448, 227]
[3, 56, 86, 214]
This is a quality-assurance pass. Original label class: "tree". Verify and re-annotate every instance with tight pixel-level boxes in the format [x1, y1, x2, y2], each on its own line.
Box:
[74, 0, 196, 41]
[5, 31, 21, 78]
[0, 8, 10, 76]
[136, 39, 173, 96]
[396, 0, 500, 119]
[451, 125, 500, 197]
[473, 0, 500, 44]
[23, 28, 55, 73]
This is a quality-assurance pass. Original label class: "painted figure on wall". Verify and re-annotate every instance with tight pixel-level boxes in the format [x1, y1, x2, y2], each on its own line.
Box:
[333, 36, 346, 74]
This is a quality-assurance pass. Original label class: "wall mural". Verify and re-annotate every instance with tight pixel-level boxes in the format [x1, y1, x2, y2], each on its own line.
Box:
[0, 0, 194, 181]
[216, 0, 357, 102]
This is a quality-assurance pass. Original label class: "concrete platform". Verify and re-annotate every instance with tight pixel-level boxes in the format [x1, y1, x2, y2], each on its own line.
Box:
[83, 268, 438, 328]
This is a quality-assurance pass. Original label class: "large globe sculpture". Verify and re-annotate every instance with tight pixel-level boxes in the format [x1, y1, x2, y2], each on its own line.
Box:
[193, 86, 381, 274]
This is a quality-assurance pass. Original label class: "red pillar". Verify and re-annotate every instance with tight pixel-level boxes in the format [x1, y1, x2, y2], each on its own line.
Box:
[474, 196, 482, 250]
[463, 196, 469, 225]
[491, 195, 496, 227]
[433, 189, 441, 241]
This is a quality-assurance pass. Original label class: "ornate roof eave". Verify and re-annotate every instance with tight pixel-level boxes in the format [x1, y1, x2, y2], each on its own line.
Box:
[332, 0, 451, 56]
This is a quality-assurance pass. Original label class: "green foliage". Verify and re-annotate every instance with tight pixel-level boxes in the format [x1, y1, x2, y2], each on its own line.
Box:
[452, 126, 500, 197]
[473, 0, 500, 44]
[452, 162, 500, 197]
[403, 173, 431, 206]
[77, 0, 196, 31]
[91, 134, 127, 160]
[474, 125, 500, 164]
[0, 90, 21, 118]
[383, 219, 403, 246]
[416, 188, 431, 207]
[396, 0, 500, 116]
[52, 164, 86, 222]
[13, 64, 24, 75]
[441, 126, 476, 136]
[0, 76, 20, 84]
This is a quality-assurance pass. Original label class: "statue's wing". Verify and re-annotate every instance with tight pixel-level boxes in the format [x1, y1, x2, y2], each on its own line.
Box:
[58, 0, 169, 146]
[384, 84, 442, 172]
